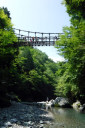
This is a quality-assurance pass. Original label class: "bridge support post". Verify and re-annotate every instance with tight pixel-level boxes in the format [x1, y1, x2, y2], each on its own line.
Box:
[18, 29, 21, 46]
[35, 32, 36, 46]
[28, 31, 30, 42]
[19, 29, 20, 36]
[49, 33, 50, 46]
[42, 33, 43, 46]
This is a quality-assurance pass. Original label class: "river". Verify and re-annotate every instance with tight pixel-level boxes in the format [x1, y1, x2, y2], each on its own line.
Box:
[45, 107, 85, 128]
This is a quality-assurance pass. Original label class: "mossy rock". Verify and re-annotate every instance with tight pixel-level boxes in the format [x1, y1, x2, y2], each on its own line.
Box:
[77, 103, 81, 108]
[54, 103, 60, 107]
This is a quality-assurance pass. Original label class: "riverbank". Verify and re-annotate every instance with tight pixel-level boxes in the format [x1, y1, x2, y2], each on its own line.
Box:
[0, 102, 54, 128]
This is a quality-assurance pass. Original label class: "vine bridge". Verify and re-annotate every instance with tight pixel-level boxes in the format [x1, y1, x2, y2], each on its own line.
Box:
[14, 28, 64, 46]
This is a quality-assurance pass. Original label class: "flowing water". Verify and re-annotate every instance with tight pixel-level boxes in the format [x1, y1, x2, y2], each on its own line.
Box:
[46, 108, 85, 128]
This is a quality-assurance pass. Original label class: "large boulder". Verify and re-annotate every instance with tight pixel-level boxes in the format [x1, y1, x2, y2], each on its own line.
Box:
[72, 101, 85, 113]
[72, 100, 81, 110]
[54, 97, 71, 108]
[79, 104, 85, 113]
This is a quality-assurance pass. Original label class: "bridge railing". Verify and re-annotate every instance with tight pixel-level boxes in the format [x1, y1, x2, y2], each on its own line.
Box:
[13, 28, 64, 46]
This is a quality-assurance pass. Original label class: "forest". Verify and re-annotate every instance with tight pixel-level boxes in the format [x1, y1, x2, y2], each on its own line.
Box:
[0, 0, 85, 107]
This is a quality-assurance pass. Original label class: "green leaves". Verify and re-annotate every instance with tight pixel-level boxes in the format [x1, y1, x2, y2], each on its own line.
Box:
[0, 8, 18, 106]
[13, 46, 57, 101]
[65, 0, 85, 20]
[0, 8, 12, 29]
[55, 0, 85, 101]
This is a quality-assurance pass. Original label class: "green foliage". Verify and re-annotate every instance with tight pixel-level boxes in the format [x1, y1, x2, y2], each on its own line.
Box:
[0, 8, 18, 107]
[11, 46, 57, 101]
[0, 8, 17, 68]
[0, 8, 17, 84]
[64, 0, 85, 21]
[55, 64, 79, 99]
[17, 47, 34, 72]
[0, 8, 12, 29]
[55, 0, 85, 102]
[2, 7, 11, 19]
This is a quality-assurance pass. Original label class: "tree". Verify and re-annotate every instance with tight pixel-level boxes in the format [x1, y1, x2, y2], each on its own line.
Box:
[63, 0, 85, 20]
[12, 46, 57, 101]
[0, 8, 18, 107]
[55, 0, 85, 102]
[17, 47, 34, 73]
[2, 7, 11, 19]
[0, 8, 17, 78]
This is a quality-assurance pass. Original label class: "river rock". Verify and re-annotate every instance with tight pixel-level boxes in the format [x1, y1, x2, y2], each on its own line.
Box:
[79, 103, 85, 112]
[0, 102, 54, 128]
[72, 101, 85, 113]
[10, 118, 18, 123]
[54, 97, 71, 108]
[40, 124, 44, 128]
[5, 121, 12, 127]
[72, 100, 81, 110]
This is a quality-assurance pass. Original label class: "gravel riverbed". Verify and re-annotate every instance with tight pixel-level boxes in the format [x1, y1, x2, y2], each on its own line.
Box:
[0, 102, 54, 128]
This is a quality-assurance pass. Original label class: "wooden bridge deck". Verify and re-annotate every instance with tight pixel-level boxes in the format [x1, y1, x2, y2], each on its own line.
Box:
[17, 41, 55, 46]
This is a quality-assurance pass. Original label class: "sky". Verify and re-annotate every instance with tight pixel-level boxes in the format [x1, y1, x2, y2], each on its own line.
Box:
[0, 0, 71, 62]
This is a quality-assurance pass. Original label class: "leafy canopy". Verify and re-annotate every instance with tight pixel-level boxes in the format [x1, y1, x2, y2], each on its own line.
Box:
[55, 0, 85, 101]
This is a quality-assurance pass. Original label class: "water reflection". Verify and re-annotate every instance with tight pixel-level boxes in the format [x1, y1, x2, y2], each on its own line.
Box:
[46, 108, 85, 128]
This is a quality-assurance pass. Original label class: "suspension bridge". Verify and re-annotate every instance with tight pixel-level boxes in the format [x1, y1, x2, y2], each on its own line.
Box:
[14, 28, 65, 46]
